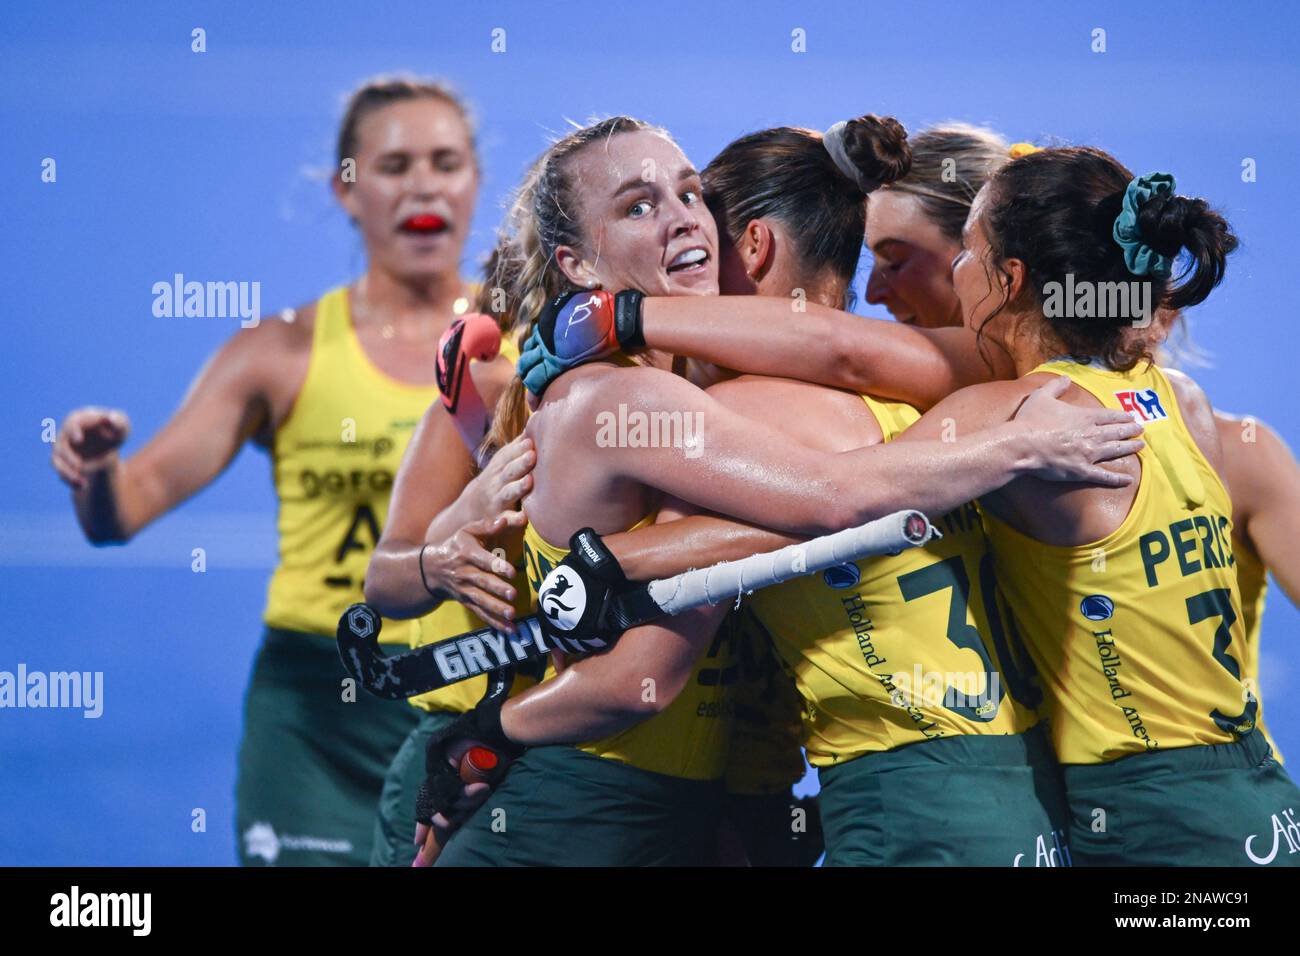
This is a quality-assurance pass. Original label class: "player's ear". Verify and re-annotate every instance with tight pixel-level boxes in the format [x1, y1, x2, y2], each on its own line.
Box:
[740, 219, 776, 282]
[555, 245, 599, 289]
[332, 173, 359, 221]
[1001, 256, 1027, 301]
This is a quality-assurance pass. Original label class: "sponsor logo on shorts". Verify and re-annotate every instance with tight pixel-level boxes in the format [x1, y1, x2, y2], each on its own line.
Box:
[1243, 807, 1300, 865]
[242, 822, 353, 865]
[1012, 828, 1072, 867]
[1080, 594, 1115, 621]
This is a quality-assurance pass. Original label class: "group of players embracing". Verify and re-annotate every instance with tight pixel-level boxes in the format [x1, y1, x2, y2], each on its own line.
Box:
[56, 76, 1300, 867]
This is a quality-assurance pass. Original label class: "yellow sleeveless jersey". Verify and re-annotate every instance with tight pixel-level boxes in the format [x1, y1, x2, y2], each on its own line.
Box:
[263, 283, 488, 642]
[1236, 544, 1281, 761]
[521, 517, 736, 781]
[750, 395, 1042, 768]
[721, 606, 807, 796]
[982, 360, 1254, 765]
[263, 286, 454, 639]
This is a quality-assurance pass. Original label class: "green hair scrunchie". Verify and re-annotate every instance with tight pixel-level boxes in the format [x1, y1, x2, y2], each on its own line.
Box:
[1112, 171, 1177, 278]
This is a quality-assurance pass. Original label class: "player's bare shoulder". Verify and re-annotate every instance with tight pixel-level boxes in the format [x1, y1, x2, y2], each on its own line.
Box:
[900, 377, 1032, 443]
[1162, 366, 1223, 472]
[1213, 408, 1281, 455]
[242, 300, 318, 443]
[1213, 408, 1297, 503]
[706, 374, 879, 450]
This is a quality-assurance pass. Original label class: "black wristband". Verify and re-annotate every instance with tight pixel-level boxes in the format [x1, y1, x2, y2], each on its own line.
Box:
[568, 527, 629, 586]
[418, 544, 440, 598]
[458, 692, 526, 761]
[613, 290, 646, 350]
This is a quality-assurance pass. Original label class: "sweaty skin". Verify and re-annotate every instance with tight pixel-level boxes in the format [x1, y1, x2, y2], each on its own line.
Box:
[1215, 413, 1300, 604]
[421, 128, 1145, 848]
[636, 295, 1014, 411]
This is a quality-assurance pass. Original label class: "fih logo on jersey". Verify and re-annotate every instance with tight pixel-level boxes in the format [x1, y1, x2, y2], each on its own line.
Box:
[1080, 594, 1115, 621]
[823, 563, 861, 590]
[540, 566, 586, 631]
[1115, 388, 1168, 423]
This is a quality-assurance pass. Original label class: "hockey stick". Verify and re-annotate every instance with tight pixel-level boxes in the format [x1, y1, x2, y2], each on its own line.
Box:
[435, 312, 505, 468]
[337, 509, 936, 700]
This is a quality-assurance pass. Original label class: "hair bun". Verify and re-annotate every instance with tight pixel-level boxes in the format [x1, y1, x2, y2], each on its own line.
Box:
[1135, 192, 1195, 259]
[839, 114, 912, 190]
[1136, 193, 1238, 310]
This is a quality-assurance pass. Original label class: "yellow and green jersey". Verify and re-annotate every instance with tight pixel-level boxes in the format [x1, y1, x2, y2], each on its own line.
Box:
[983, 360, 1253, 765]
[751, 395, 1042, 768]
[1236, 543, 1281, 761]
[521, 517, 737, 781]
[264, 285, 452, 640]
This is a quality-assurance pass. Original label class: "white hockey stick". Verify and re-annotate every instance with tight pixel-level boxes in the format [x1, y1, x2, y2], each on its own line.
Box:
[337, 509, 937, 698]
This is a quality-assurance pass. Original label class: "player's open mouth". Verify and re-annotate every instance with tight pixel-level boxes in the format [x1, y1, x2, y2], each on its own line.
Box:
[667, 247, 709, 274]
[399, 214, 449, 235]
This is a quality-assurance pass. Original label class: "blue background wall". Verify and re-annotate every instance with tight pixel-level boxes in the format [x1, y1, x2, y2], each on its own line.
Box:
[2, 0, 1297, 863]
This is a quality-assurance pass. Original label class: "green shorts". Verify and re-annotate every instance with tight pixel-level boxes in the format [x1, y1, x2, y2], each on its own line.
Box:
[434, 745, 724, 867]
[370, 709, 456, 867]
[1062, 731, 1300, 866]
[816, 724, 1071, 867]
[235, 627, 421, 866]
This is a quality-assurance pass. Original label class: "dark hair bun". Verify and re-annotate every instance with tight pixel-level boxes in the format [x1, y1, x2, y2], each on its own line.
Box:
[1137, 194, 1238, 309]
[841, 114, 912, 189]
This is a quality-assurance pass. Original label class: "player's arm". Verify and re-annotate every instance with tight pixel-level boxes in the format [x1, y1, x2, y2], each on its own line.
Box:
[521, 290, 1013, 410]
[599, 376, 831, 580]
[364, 395, 533, 629]
[605, 515, 799, 582]
[587, 367, 1140, 537]
[639, 296, 1015, 409]
[502, 603, 727, 743]
[500, 499, 728, 743]
[1219, 415, 1300, 605]
[51, 321, 290, 543]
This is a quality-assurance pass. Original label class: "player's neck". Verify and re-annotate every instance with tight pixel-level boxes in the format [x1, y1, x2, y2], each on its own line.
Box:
[1001, 311, 1067, 377]
[356, 267, 466, 332]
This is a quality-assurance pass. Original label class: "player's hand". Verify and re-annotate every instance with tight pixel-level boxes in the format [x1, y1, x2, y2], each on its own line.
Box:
[1014, 375, 1145, 486]
[412, 737, 496, 867]
[414, 691, 524, 864]
[517, 289, 646, 397]
[417, 434, 535, 630]
[535, 528, 638, 655]
[52, 407, 131, 491]
[419, 517, 527, 634]
[464, 434, 535, 523]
